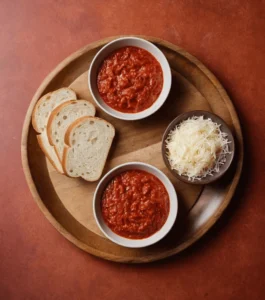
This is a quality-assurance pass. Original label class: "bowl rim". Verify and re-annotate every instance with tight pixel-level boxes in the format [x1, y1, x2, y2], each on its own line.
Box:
[93, 162, 178, 248]
[88, 36, 172, 121]
[162, 110, 235, 185]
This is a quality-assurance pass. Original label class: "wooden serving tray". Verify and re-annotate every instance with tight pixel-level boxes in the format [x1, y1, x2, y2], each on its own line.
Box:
[21, 36, 243, 263]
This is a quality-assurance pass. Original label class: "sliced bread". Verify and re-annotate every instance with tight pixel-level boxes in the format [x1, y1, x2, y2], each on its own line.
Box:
[47, 100, 96, 162]
[63, 116, 115, 181]
[32, 88, 77, 133]
[32, 88, 77, 173]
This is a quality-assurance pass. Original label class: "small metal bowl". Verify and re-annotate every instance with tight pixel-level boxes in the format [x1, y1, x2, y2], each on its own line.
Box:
[162, 110, 235, 185]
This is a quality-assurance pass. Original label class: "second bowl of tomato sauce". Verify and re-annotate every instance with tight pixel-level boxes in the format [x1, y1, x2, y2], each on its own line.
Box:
[88, 37, 172, 121]
[93, 162, 178, 248]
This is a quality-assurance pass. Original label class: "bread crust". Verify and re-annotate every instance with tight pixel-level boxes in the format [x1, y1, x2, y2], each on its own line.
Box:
[32, 92, 52, 133]
[37, 135, 64, 174]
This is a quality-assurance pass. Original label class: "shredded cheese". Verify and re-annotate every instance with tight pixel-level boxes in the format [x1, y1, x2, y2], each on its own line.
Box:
[166, 116, 231, 181]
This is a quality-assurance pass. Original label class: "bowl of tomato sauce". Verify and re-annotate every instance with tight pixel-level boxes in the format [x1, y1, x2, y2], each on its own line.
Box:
[93, 162, 178, 248]
[88, 37, 172, 120]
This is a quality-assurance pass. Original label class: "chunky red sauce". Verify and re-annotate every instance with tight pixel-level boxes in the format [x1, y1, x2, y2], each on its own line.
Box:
[97, 46, 163, 113]
[101, 170, 170, 239]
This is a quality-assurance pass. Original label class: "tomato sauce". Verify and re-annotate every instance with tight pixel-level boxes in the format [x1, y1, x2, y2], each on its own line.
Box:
[97, 46, 163, 113]
[101, 170, 170, 239]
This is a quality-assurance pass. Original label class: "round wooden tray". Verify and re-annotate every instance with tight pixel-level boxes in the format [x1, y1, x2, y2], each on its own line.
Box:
[21, 36, 243, 263]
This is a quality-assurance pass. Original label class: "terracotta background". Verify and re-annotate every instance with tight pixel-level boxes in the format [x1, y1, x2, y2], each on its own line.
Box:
[1, 0, 265, 299]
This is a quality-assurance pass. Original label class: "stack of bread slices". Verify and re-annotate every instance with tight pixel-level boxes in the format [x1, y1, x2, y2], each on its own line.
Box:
[32, 88, 115, 181]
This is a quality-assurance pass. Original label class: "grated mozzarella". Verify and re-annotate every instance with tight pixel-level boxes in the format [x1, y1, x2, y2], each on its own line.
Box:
[166, 116, 231, 181]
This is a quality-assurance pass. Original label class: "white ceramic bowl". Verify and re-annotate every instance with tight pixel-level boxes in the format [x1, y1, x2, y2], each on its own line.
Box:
[88, 37, 172, 121]
[93, 162, 178, 248]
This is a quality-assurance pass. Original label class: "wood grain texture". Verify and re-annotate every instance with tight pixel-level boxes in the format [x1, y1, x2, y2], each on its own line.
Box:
[21, 36, 243, 263]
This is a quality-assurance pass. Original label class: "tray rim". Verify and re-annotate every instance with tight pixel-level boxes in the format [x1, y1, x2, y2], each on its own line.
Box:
[21, 35, 244, 263]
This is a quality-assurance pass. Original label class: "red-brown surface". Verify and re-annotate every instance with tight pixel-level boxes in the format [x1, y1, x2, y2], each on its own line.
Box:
[0, 0, 265, 299]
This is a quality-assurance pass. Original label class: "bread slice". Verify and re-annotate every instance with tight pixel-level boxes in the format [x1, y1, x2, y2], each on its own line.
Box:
[32, 88, 77, 173]
[47, 100, 96, 162]
[63, 116, 115, 181]
[32, 88, 77, 133]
